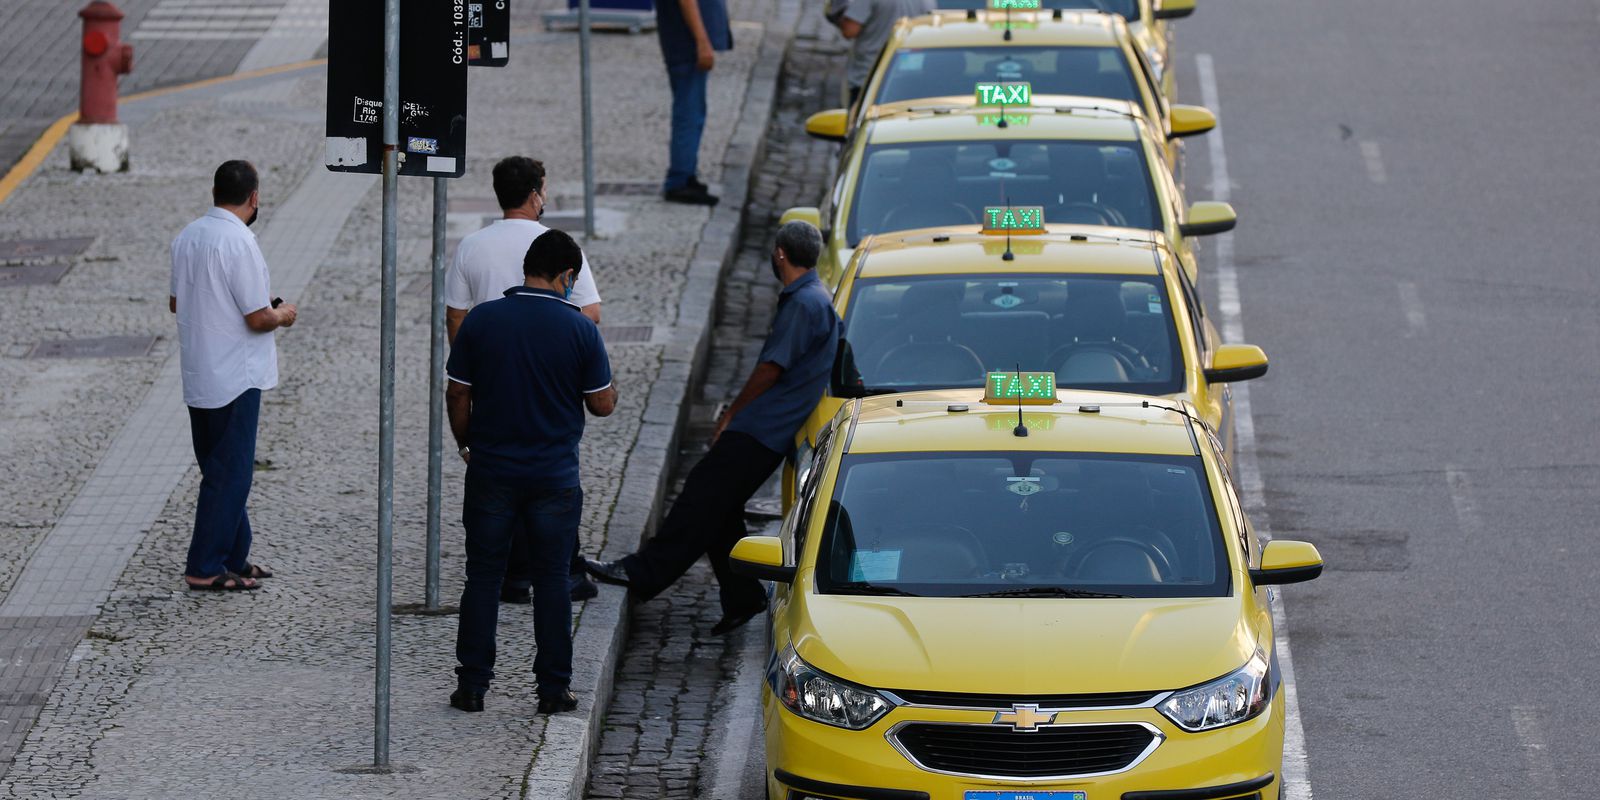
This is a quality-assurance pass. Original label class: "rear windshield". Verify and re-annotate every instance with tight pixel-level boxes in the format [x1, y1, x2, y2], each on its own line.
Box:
[934, 0, 1140, 20]
[816, 453, 1228, 598]
[839, 274, 1182, 395]
[846, 139, 1158, 246]
[877, 47, 1141, 106]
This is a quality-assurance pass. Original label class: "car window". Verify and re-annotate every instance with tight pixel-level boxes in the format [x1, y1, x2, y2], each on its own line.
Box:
[846, 139, 1159, 246]
[816, 452, 1229, 598]
[793, 423, 835, 555]
[877, 47, 1141, 106]
[838, 274, 1182, 395]
[934, 0, 1139, 20]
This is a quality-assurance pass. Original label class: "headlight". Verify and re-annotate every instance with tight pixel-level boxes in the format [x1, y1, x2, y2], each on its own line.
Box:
[771, 646, 891, 730]
[1158, 650, 1271, 732]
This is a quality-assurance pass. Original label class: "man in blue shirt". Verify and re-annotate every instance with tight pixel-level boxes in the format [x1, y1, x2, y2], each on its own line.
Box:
[445, 229, 618, 714]
[585, 222, 839, 635]
[656, 0, 732, 205]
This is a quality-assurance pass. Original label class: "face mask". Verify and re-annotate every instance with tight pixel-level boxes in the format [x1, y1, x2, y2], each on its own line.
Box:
[769, 252, 783, 283]
[563, 271, 575, 300]
[245, 205, 259, 227]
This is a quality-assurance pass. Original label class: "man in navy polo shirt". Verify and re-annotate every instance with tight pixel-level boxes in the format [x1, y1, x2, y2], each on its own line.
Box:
[445, 229, 618, 715]
[585, 221, 838, 635]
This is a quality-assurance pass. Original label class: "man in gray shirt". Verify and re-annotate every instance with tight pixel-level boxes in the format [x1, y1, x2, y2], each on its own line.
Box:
[836, 0, 933, 104]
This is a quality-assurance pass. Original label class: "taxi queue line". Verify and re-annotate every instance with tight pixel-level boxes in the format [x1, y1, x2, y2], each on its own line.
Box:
[721, 1, 1324, 799]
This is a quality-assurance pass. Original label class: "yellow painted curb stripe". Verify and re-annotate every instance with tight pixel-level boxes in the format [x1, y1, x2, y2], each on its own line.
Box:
[0, 57, 327, 207]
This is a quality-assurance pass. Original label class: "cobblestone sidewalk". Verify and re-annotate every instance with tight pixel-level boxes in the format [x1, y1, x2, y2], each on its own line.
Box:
[0, 0, 791, 794]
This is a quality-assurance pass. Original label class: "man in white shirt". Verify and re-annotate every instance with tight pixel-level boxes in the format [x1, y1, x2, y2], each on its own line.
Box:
[169, 160, 296, 591]
[445, 156, 602, 604]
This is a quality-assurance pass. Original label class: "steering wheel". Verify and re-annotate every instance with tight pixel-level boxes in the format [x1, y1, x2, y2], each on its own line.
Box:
[1045, 342, 1144, 379]
[1063, 537, 1174, 581]
[879, 203, 977, 233]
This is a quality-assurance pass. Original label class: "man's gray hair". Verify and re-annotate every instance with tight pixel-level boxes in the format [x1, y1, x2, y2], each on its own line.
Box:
[774, 220, 824, 269]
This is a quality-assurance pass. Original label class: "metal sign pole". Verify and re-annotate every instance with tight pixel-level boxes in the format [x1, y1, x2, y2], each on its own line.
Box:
[425, 177, 447, 610]
[579, 0, 595, 237]
[375, 0, 401, 769]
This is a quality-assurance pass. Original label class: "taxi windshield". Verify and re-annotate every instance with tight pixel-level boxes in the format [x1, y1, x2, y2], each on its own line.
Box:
[816, 452, 1228, 598]
[876, 47, 1141, 107]
[839, 274, 1181, 395]
[934, 0, 1139, 20]
[846, 140, 1158, 246]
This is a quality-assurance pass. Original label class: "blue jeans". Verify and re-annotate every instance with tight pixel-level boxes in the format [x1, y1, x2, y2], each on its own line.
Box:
[456, 469, 581, 697]
[664, 61, 709, 191]
[185, 389, 260, 578]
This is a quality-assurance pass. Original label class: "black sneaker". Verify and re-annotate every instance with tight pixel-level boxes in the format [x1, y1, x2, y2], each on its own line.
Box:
[710, 603, 767, 636]
[569, 574, 600, 602]
[663, 183, 720, 206]
[537, 690, 579, 714]
[450, 687, 486, 713]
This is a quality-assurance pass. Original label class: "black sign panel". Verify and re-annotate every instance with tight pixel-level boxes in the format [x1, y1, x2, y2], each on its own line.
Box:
[468, 0, 509, 67]
[325, 0, 469, 177]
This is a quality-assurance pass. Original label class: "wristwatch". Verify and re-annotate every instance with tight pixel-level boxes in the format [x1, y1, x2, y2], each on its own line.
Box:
[458, 445, 470, 458]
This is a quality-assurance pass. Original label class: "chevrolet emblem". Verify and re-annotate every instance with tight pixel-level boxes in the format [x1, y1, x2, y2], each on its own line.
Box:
[993, 703, 1055, 731]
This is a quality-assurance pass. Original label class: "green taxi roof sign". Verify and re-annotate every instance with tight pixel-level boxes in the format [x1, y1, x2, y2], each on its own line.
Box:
[975, 81, 1031, 106]
[982, 206, 1045, 235]
[988, 0, 1042, 8]
[986, 371, 1057, 405]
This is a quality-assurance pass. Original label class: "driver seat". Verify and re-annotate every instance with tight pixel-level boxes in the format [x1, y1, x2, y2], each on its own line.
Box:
[875, 283, 987, 385]
[1045, 145, 1109, 226]
[1049, 280, 1140, 382]
[879, 148, 977, 233]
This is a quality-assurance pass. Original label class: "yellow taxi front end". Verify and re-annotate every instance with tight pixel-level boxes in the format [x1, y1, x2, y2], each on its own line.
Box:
[738, 391, 1322, 800]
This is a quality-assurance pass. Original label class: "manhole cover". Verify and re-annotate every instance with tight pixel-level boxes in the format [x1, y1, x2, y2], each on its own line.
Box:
[594, 181, 661, 196]
[27, 335, 156, 359]
[0, 237, 95, 264]
[601, 325, 652, 343]
[0, 264, 71, 287]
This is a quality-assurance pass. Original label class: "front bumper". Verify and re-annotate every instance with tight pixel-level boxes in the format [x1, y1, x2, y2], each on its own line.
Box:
[764, 686, 1283, 800]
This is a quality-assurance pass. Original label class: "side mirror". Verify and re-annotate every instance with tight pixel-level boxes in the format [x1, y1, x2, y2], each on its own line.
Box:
[780, 206, 823, 230]
[831, 338, 866, 398]
[729, 535, 796, 583]
[1179, 201, 1237, 237]
[1152, 0, 1196, 20]
[1249, 540, 1323, 586]
[1204, 344, 1268, 384]
[804, 108, 849, 142]
[1167, 104, 1216, 139]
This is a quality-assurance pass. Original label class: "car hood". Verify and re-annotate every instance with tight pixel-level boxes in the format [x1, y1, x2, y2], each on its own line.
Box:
[793, 590, 1258, 694]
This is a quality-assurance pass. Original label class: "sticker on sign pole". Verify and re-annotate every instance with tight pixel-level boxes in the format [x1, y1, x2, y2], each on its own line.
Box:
[468, 0, 509, 66]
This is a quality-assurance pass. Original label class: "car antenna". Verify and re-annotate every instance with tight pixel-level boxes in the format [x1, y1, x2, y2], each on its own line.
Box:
[1003, 1, 1013, 41]
[1002, 191, 1015, 261]
[1013, 363, 1028, 437]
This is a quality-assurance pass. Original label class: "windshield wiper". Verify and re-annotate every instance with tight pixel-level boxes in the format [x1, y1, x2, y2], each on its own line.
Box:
[832, 582, 921, 597]
[963, 587, 1130, 599]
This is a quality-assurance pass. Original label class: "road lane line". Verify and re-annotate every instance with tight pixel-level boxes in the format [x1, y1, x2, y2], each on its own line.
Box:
[1511, 706, 1561, 795]
[1397, 280, 1427, 333]
[1359, 140, 1388, 184]
[704, 622, 768, 799]
[1445, 464, 1482, 535]
[1197, 52, 1314, 800]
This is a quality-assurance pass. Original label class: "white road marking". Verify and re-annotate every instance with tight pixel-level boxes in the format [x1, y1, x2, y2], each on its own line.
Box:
[703, 619, 768, 799]
[1397, 280, 1427, 333]
[1444, 464, 1482, 535]
[1359, 140, 1388, 184]
[1198, 52, 1314, 800]
[1511, 706, 1561, 796]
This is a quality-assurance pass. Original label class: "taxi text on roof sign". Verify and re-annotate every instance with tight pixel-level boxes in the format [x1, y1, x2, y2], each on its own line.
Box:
[987, 0, 1042, 8]
[975, 81, 1031, 106]
[985, 371, 1057, 405]
[982, 205, 1045, 235]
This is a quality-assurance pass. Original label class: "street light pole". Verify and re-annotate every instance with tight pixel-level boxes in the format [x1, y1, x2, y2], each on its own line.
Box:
[425, 177, 447, 610]
[374, 0, 400, 769]
[578, 0, 595, 237]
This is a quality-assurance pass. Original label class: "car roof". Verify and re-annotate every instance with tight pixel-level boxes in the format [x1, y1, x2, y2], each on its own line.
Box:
[865, 104, 1144, 144]
[842, 389, 1199, 456]
[896, 10, 1125, 48]
[852, 228, 1168, 278]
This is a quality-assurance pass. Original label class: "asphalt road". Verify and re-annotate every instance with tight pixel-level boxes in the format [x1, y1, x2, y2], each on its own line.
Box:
[1177, 0, 1600, 795]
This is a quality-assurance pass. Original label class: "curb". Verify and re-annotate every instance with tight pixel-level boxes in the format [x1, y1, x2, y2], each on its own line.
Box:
[525, 0, 801, 797]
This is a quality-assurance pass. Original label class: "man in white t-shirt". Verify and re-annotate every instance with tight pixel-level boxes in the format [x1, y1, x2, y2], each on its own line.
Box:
[445, 156, 602, 604]
[169, 160, 297, 592]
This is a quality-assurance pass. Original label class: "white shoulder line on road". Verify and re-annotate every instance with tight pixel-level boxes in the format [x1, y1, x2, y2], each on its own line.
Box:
[1197, 52, 1314, 800]
[1397, 280, 1427, 334]
[703, 620, 769, 799]
[1511, 706, 1562, 795]
[1359, 141, 1388, 185]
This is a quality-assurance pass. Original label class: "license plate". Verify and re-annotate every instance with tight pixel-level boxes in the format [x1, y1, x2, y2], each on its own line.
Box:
[965, 793, 1086, 800]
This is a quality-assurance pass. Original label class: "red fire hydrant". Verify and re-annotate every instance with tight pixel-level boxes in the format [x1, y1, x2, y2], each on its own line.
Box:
[69, 1, 134, 172]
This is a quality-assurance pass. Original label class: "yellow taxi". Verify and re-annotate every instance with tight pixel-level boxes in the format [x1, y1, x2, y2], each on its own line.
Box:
[930, 0, 1194, 99]
[731, 387, 1323, 800]
[782, 209, 1267, 506]
[825, 8, 1216, 166]
[781, 103, 1235, 290]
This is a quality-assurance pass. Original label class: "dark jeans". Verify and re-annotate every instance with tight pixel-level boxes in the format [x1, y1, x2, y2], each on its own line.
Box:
[622, 432, 783, 616]
[664, 60, 709, 191]
[504, 530, 588, 595]
[456, 468, 581, 697]
[185, 389, 260, 578]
